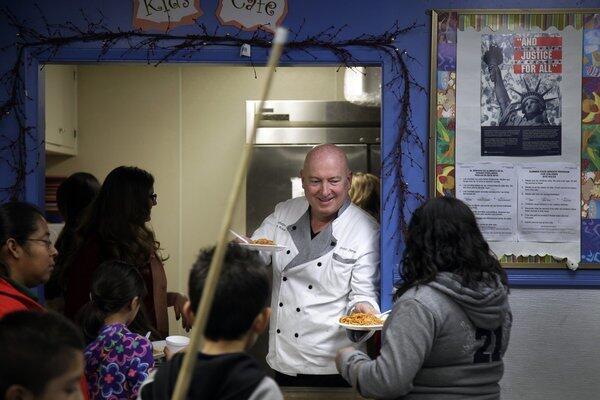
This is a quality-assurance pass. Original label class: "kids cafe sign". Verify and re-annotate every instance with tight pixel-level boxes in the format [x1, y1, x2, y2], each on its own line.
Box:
[133, 0, 203, 31]
[216, 0, 288, 33]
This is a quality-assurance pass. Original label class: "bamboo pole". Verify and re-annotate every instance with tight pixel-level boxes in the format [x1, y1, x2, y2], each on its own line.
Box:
[170, 27, 288, 400]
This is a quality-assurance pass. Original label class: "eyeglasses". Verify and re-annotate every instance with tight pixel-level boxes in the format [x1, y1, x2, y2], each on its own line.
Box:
[149, 193, 158, 204]
[25, 238, 53, 249]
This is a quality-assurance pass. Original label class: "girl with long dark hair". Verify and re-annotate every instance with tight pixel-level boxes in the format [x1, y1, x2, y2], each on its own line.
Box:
[0, 202, 58, 317]
[81, 260, 154, 400]
[336, 197, 512, 399]
[46, 172, 101, 310]
[63, 166, 189, 339]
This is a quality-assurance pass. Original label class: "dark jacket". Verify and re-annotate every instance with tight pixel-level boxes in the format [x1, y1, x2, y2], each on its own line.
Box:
[139, 352, 283, 400]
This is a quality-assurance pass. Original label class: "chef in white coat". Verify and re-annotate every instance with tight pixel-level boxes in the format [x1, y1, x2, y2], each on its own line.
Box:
[252, 143, 380, 387]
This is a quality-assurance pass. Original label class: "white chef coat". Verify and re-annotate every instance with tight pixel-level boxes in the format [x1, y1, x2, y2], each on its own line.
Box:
[252, 196, 380, 375]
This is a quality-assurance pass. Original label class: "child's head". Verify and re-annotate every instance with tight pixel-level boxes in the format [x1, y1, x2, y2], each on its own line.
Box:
[0, 202, 58, 287]
[349, 172, 381, 221]
[56, 172, 100, 228]
[0, 311, 85, 400]
[397, 196, 507, 297]
[80, 260, 147, 342]
[187, 243, 270, 346]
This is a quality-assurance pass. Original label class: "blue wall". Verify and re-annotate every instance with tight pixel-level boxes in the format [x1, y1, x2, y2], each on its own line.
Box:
[0, 0, 596, 309]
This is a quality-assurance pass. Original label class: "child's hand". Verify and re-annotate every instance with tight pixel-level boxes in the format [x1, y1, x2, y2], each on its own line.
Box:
[335, 346, 356, 373]
[172, 293, 192, 331]
[164, 346, 174, 360]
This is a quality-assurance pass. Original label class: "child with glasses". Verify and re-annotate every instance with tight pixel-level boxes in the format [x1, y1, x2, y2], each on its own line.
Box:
[0, 202, 92, 399]
[0, 202, 58, 317]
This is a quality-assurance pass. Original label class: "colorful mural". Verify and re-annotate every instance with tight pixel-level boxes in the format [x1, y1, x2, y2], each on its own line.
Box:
[435, 12, 457, 197]
[581, 14, 600, 260]
[583, 14, 600, 78]
[582, 78, 600, 124]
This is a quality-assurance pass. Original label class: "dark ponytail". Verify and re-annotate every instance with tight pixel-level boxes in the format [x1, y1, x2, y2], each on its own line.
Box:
[79, 260, 147, 343]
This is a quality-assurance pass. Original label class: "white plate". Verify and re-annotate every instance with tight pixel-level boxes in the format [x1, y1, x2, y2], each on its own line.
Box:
[337, 314, 388, 331]
[239, 243, 286, 252]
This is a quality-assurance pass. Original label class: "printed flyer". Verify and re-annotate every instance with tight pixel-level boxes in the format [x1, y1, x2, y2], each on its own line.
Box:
[481, 34, 562, 156]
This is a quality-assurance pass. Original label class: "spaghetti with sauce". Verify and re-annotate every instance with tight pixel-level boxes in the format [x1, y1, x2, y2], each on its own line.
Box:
[252, 238, 275, 245]
[339, 313, 383, 326]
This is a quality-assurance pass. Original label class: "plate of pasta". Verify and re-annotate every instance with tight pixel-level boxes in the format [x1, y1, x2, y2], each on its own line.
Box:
[240, 238, 286, 252]
[338, 312, 388, 331]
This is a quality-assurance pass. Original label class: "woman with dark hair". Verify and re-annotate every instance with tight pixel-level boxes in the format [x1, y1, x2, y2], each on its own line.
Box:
[336, 196, 512, 399]
[0, 202, 93, 400]
[0, 202, 58, 317]
[63, 166, 189, 339]
[82, 260, 154, 400]
[45, 172, 100, 309]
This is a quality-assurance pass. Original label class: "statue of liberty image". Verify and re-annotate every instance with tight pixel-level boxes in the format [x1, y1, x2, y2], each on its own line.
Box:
[483, 44, 558, 126]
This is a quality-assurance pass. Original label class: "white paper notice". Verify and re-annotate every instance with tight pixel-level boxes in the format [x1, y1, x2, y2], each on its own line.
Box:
[517, 163, 579, 242]
[456, 163, 517, 241]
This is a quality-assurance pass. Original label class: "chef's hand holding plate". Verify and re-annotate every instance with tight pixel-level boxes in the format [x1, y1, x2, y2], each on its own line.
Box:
[351, 301, 377, 315]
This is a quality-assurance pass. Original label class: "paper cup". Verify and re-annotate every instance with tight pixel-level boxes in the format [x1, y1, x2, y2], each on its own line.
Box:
[166, 335, 190, 354]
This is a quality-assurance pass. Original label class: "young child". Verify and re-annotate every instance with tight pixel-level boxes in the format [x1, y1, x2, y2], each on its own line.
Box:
[0, 310, 86, 400]
[138, 243, 283, 400]
[336, 197, 512, 399]
[0, 202, 58, 317]
[81, 260, 154, 400]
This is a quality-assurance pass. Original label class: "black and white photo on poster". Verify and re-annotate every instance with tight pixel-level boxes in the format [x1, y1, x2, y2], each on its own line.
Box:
[481, 34, 562, 156]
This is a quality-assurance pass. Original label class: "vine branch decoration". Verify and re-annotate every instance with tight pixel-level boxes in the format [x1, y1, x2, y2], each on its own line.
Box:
[0, 7, 425, 239]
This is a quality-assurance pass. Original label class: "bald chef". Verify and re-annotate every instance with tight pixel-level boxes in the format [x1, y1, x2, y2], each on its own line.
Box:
[252, 143, 380, 387]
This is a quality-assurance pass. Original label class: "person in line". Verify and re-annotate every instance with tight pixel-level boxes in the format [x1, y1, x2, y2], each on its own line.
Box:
[138, 243, 283, 400]
[336, 196, 512, 399]
[46, 172, 101, 312]
[349, 172, 380, 221]
[0, 310, 86, 400]
[62, 166, 189, 339]
[81, 260, 154, 400]
[251, 144, 380, 387]
[0, 202, 92, 399]
[0, 202, 58, 317]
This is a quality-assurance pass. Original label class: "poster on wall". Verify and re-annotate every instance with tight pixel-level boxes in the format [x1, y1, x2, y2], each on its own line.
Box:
[517, 163, 579, 242]
[431, 10, 594, 269]
[481, 34, 562, 157]
[456, 162, 517, 241]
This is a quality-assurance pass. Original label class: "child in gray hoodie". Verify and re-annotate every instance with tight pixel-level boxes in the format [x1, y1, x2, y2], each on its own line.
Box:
[337, 196, 512, 399]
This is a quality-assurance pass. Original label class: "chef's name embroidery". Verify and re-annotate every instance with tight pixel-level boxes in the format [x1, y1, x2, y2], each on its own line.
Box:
[339, 247, 356, 254]
[277, 222, 287, 231]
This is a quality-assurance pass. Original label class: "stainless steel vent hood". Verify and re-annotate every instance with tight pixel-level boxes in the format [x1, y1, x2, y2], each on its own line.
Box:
[246, 100, 380, 145]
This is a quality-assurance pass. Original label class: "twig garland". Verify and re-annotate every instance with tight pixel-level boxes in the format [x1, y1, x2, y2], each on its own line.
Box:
[0, 7, 424, 240]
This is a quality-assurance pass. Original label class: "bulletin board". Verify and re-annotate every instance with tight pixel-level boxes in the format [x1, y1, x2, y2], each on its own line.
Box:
[429, 9, 600, 270]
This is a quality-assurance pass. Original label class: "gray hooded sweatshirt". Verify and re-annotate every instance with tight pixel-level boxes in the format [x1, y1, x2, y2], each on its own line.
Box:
[339, 272, 512, 400]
